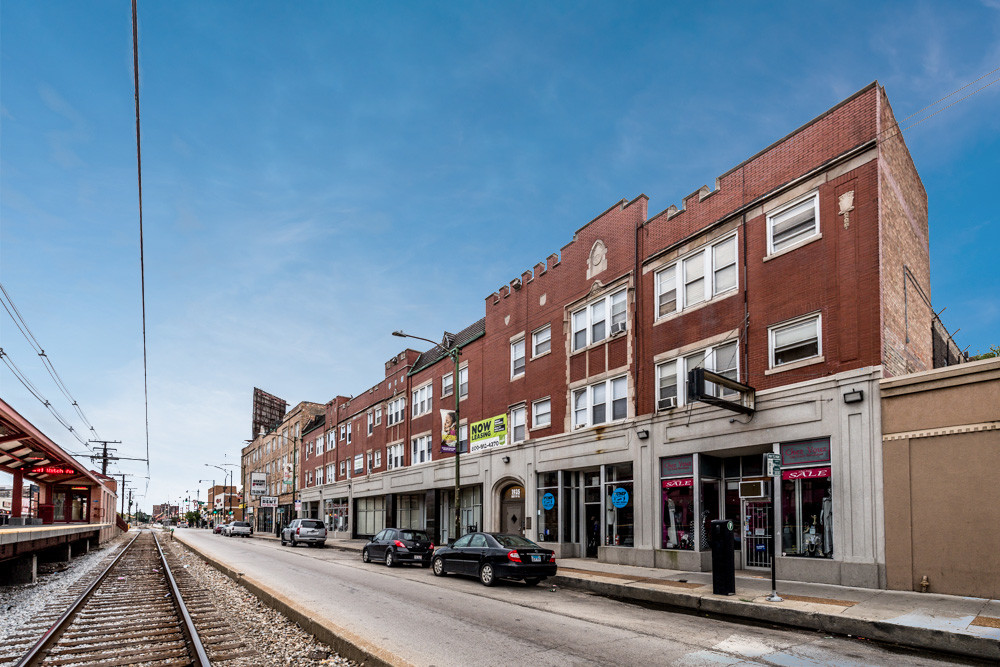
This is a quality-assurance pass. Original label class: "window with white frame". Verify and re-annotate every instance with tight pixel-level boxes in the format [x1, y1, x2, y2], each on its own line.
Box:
[572, 376, 628, 428]
[340, 460, 346, 476]
[511, 405, 526, 443]
[768, 193, 819, 254]
[387, 396, 406, 425]
[327, 431, 335, 450]
[367, 412, 374, 435]
[655, 234, 738, 318]
[308, 441, 314, 457]
[442, 372, 454, 397]
[511, 338, 526, 378]
[533, 324, 551, 357]
[532, 398, 551, 429]
[316, 466, 323, 485]
[374, 450, 382, 469]
[308, 470, 314, 486]
[346, 423, 352, 444]
[387, 443, 404, 470]
[412, 384, 432, 417]
[316, 437, 324, 456]
[459, 424, 469, 453]
[353, 454, 363, 474]
[459, 366, 468, 398]
[770, 314, 821, 367]
[366, 451, 373, 473]
[656, 340, 740, 409]
[375, 406, 381, 425]
[326, 463, 335, 482]
[571, 289, 627, 351]
[411, 435, 432, 465]
[340, 425, 346, 440]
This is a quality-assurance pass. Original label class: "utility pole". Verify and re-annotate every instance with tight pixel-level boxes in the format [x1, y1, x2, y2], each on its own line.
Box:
[89, 440, 122, 475]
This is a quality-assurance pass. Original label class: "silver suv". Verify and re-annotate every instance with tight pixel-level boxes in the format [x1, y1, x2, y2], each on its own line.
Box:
[281, 518, 327, 547]
[227, 521, 252, 537]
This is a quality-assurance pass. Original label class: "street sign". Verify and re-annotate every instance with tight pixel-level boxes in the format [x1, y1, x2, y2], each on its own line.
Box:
[766, 453, 782, 477]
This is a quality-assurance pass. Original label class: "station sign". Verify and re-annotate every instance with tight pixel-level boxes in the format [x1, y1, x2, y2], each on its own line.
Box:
[30, 466, 75, 475]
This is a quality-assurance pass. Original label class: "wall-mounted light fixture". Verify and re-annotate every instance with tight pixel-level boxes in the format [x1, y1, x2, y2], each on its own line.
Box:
[637, 429, 650, 440]
[843, 390, 864, 404]
[501, 456, 510, 464]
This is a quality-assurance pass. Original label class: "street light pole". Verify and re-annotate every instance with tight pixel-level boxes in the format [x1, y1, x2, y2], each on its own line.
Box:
[393, 330, 463, 544]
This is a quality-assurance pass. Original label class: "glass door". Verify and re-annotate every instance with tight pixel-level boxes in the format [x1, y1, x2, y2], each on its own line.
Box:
[743, 499, 772, 568]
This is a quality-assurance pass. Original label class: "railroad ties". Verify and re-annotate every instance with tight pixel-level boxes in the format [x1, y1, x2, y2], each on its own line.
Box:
[2, 530, 254, 666]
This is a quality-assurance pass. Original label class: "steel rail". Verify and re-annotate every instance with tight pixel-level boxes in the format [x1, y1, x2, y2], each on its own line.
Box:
[14, 531, 142, 667]
[152, 529, 212, 666]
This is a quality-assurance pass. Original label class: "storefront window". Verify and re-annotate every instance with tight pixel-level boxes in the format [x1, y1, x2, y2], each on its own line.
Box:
[328, 498, 349, 532]
[397, 493, 424, 529]
[460, 486, 482, 534]
[661, 455, 694, 550]
[780, 439, 832, 559]
[699, 479, 721, 550]
[355, 496, 385, 537]
[604, 463, 633, 547]
[537, 472, 559, 543]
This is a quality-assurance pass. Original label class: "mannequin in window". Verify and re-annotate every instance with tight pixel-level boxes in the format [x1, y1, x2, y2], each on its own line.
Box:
[821, 489, 832, 556]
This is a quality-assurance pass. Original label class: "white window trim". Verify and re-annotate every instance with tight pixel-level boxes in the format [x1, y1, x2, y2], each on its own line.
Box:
[655, 339, 741, 410]
[766, 191, 820, 256]
[531, 397, 551, 430]
[411, 382, 433, 418]
[410, 434, 433, 466]
[442, 372, 454, 397]
[571, 288, 628, 352]
[532, 324, 552, 359]
[768, 313, 822, 370]
[511, 337, 526, 379]
[458, 364, 469, 401]
[654, 232, 738, 320]
[510, 404, 527, 443]
[571, 375, 629, 429]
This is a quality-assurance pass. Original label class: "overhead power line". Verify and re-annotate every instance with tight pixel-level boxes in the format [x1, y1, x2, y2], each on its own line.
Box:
[879, 65, 1000, 141]
[0, 348, 88, 447]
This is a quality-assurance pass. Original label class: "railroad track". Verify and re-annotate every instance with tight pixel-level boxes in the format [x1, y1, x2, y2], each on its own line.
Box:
[1, 529, 254, 666]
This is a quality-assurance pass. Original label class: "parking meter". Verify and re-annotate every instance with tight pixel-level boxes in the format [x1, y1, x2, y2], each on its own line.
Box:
[711, 519, 736, 595]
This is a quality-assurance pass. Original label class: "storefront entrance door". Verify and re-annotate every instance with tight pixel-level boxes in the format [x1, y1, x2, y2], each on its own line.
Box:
[500, 485, 524, 535]
[743, 500, 772, 568]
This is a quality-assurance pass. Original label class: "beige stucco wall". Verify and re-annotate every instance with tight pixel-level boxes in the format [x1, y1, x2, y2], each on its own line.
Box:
[881, 358, 1000, 598]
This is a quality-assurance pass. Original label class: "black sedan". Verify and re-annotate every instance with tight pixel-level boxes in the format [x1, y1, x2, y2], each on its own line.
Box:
[362, 528, 435, 567]
[431, 532, 556, 586]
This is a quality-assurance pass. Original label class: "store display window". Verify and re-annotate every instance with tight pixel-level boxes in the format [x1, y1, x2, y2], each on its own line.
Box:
[537, 472, 559, 543]
[661, 455, 694, 550]
[604, 463, 633, 547]
[779, 439, 833, 559]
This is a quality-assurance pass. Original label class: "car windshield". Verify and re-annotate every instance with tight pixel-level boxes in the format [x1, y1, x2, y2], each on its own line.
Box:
[400, 530, 429, 542]
[235, 522, 249, 527]
[301, 520, 324, 529]
[492, 534, 540, 548]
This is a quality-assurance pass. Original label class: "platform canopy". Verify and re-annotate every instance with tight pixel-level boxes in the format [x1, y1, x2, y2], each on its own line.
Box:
[0, 397, 108, 489]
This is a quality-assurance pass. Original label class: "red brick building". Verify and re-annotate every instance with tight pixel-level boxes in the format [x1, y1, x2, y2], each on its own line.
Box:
[251, 83, 941, 588]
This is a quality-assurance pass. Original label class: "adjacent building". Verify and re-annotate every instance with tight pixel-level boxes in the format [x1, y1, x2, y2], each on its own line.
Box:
[244, 82, 959, 589]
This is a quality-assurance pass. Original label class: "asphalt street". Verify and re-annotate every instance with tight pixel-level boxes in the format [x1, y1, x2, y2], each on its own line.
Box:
[177, 529, 964, 666]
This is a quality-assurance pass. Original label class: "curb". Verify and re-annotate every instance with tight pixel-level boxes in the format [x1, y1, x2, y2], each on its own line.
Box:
[551, 574, 998, 662]
[177, 535, 410, 667]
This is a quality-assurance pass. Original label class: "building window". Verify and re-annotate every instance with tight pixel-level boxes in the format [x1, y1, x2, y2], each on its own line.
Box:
[316, 437, 324, 456]
[780, 439, 833, 559]
[459, 366, 469, 399]
[412, 384, 432, 417]
[532, 398, 551, 429]
[655, 234, 738, 318]
[387, 396, 406, 425]
[571, 289, 627, 352]
[442, 372, 454, 397]
[375, 407, 381, 425]
[656, 340, 740, 409]
[367, 412, 374, 435]
[340, 461, 346, 476]
[340, 425, 346, 440]
[374, 450, 382, 469]
[326, 463, 335, 482]
[511, 405, 526, 443]
[537, 472, 559, 543]
[768, 193, 819, 254]
[511, 338, 526, 378]
[387, 443, 404, 470]
[459, 424, 469, 454]
[316, 467, 323, 485]
[572, 376, 627, 428]
[366, 451, 373, 473]
[353, 454, 363, 474]
[770, 314, 821, 367]
[605, 463, 634, 547]
[661, 455, 694, 550]
[411, 435, 432, 465]
[308, 471, 314, 486]
[532, 324, 551, 357]
[346, 423, 352, 444]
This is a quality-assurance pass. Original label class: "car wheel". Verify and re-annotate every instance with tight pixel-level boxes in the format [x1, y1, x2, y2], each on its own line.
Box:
[479, 563, 498, 587]
[362, 547, 371, 563]
[291, 538, 297, 547]
[385, 549, 395, 568]
[432, 557, 446, 577]
[525, 578, 542, 586]
[281, 539, 286, 546]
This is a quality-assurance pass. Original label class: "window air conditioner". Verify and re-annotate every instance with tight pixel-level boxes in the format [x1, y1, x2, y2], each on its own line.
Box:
[611, 322, 627, 335]
[739, 480, 770, 498]
[657, 396, 677, 411]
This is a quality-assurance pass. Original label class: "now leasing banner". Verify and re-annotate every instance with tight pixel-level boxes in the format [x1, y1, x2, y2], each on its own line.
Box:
[469, 414, 508, 454]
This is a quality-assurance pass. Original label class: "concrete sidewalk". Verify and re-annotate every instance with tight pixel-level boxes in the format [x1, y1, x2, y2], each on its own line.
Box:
[211, 530, 1000, 661]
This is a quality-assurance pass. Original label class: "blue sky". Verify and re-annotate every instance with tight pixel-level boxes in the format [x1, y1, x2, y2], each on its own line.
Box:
[2, 1, 998, 511]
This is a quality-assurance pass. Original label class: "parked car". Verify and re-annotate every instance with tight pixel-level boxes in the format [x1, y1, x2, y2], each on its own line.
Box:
[227, 521, 252, 538]
[362, 528, 434, 567]
[281, 519, 327, 547]
[213, 523, 225, 534]
[431, 532, 556, 586]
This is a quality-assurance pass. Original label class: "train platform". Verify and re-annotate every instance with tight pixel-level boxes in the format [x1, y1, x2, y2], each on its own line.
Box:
[0, 522, 114, 585]
[196, 528, 999, 661]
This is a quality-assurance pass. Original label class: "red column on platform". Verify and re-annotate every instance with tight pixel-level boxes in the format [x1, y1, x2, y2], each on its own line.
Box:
[11, 470, 23, 518]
